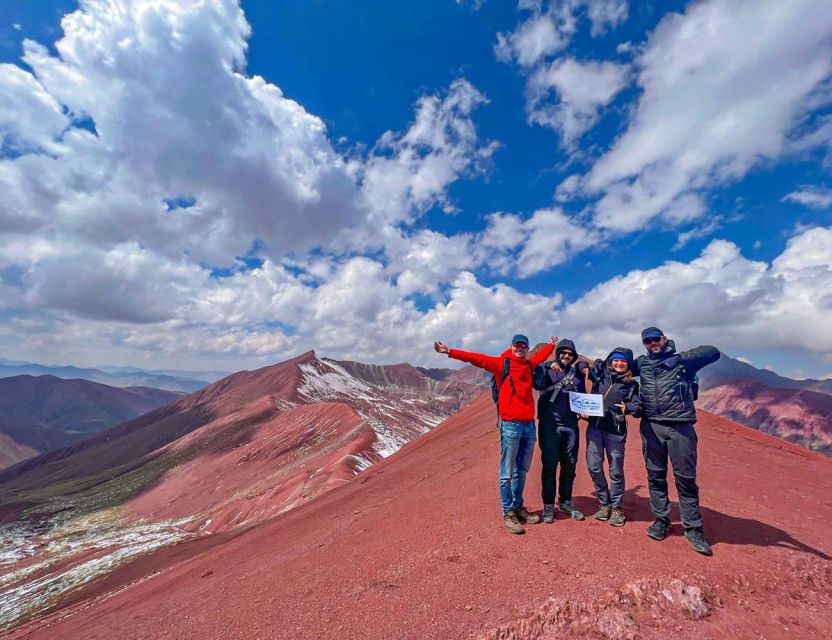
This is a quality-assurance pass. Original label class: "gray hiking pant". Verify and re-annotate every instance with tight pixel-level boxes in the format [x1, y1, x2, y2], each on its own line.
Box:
[640, 419, 703, 530]
[586, 428, 626, 508]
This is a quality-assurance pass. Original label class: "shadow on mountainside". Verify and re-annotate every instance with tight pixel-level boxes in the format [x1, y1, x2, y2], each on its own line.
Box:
[701, 505, 832, 560]
[578, 485, 831, 560]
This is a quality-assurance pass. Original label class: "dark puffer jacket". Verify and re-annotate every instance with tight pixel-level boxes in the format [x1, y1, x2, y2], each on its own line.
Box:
[587, 347, 641, 435]
[533, 339, 588, 426]
[633, 340, 720, 424]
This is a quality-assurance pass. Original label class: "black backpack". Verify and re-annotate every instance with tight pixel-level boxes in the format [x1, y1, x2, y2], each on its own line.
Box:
[676, 365, 700, 401]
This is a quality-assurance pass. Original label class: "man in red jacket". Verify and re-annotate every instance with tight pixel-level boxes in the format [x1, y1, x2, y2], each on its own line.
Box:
[434, 334, 557, 534]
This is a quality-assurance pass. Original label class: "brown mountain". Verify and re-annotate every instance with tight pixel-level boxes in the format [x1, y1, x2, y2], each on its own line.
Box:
[0, 375, 181, 470]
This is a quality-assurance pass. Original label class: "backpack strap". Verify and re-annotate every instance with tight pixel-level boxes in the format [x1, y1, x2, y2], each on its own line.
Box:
[540, 366, 577, 403]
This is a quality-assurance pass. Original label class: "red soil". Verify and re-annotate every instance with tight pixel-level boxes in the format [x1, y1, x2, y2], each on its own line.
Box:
[127, 401, 377, 531]
[7, 396, 831, 640]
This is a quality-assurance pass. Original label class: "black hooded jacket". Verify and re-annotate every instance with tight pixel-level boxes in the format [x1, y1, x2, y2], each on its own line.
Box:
[586, 347, 641, 435]
[633, 340, 720, 424]
[532, 339, 588, 426]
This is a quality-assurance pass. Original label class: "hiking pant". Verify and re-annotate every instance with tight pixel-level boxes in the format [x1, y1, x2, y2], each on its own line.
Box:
[499, 420, 536, 515]
[586, 427, 626, 508]
[640, 419, 704, 530]
[538, 421, 579, 504]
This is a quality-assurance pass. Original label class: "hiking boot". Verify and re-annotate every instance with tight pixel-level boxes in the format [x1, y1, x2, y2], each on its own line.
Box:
[515, 506, 541, 525]
[684, 528, 713, 556]
[609, 508, 626, 527]
[595, 505, 612, 521]
[542, 504, 555, 524]
[647, 519, 670, 541]
[558, 501, 585, 521]
[504, 511, 525, 535]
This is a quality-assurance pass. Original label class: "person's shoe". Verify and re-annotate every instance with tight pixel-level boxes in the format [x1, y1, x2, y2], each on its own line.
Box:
[558, 501, 585, 521]
[595, 505, 612, 521]
[684, 528, 713, 556]
[542, 503, 555, 524]
[647, 519, 670, 541]
[609, 508, 626, 527]
[515, 505, 541, 525]
[504, 511, 525, 535]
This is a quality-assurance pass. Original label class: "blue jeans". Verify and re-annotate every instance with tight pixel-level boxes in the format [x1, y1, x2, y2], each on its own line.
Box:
[499, 420, 536, 514]
[586, 427, 626, 507]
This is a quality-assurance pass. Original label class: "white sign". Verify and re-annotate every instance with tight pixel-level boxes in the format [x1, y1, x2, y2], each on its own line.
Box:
[569, 392, 605, 417]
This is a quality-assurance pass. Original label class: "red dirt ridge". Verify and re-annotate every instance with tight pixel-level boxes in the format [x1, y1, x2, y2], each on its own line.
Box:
[6, 394, 831, 640]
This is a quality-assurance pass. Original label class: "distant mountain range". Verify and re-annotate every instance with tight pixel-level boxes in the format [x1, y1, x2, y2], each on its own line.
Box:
[0, 358, 228, 392]
[0, 376, 181, 470]
[698, 352, 832, 456]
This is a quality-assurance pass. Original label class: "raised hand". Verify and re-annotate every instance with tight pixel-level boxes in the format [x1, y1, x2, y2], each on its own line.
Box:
[549, 336, 559, 346]
[433, 341, 450, 354]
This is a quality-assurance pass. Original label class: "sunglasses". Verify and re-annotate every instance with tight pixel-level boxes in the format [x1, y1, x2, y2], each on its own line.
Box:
[643, 337, 663, 344]
[559, 351, 576, 358]
[512, 342, 529, 349]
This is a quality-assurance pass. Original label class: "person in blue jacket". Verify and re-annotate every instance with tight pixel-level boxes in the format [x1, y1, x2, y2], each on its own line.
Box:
[585, 348, 641, 527]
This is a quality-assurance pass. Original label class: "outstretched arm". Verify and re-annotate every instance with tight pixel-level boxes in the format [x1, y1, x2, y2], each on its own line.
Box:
[679, 346, 720, 373]
[435, 341, 502, 376]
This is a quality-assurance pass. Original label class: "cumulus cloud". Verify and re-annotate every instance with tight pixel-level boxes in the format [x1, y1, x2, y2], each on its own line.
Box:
[558, 226, 832, 359]
[0, 0, 497, 345]
[575, 0, 832, 231]
[359, 78, 498, 229]
[527, 57, 629, 145]
[782, 185, 832, 209]
[8, 0, 365, 265]
[480, 208, 599, 277]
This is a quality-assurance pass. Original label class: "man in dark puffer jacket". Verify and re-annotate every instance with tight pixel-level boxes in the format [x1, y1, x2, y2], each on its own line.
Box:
[533, 339, 590, 524]
[634, 327, 720, 555]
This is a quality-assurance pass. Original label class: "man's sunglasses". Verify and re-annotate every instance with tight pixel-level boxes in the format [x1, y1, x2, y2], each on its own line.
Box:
[559, 351, 576, 358]
[643, 337, 663, 344]
[512, 342, 529, 349]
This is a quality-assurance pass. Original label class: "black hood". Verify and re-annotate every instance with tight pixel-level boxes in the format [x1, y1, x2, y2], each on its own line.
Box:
[556, 339, 577, 356]
[605, 346, 635, 371]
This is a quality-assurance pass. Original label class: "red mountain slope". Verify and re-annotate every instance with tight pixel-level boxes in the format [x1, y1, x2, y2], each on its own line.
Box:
[698, 378, 832, 456]
[0, 375, 181, 470]
[7, 397, 830, 640]
[0, 352, 483, 533]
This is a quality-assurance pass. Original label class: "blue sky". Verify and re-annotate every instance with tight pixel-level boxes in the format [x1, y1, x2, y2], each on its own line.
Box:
[1, 0, 831, 378]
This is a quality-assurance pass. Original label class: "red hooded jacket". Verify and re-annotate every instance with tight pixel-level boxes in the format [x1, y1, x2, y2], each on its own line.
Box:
[448, 343, 555, 422]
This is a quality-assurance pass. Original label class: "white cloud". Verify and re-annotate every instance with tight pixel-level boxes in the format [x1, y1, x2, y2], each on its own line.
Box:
[0, 0, 498, 351]
[558, 225, 832, 358]
[480, 208, 599, 278]
[0, 64, 69, 156]
[495, 0, 628, 67]
[782, 185, 832, 209]
[527, 57, 629, 145]
[575, 0, 832, 231]
[358, 78, 497, 230]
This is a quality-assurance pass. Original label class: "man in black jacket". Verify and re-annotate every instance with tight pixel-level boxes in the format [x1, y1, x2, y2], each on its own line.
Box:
[634, 327, 720, 555]
[532, 339, 589, 524]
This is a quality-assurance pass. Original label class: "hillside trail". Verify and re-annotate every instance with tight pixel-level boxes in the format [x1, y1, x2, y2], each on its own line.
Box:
[4, 395, 831, 640]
